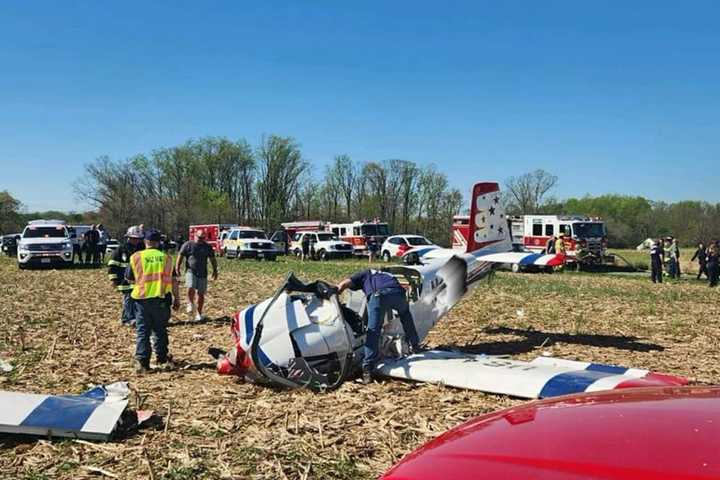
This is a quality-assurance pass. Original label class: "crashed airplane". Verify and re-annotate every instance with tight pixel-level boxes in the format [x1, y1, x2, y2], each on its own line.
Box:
[210, 182, 687, 396]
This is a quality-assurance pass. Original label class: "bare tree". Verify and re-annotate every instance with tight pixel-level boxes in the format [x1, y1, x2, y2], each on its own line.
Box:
[505, 169, 558, 214]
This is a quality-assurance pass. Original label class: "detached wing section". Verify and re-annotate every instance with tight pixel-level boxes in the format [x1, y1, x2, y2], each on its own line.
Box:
[376, 351, 687, 399]
[474, 251, 566, 267]
[0, 382, 129, 440]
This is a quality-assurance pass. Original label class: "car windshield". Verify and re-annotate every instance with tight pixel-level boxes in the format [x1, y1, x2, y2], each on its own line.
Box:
[24, 226, 68, 238]
[316, 233, 336, 241]
[573, 223, 604, 238]
[407, 237, 432, 246]
[237, 230, 267, 239]
[361, 224, 389, 236]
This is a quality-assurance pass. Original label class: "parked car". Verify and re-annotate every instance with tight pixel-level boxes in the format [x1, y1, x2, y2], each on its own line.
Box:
[289, 231, 353, 260]
[224, 227, 277, 261]
[380, 235, 440, 264]
[381, 386, 720, 480]
[17, 220, 74, 269]
[1, 233, 21, 257]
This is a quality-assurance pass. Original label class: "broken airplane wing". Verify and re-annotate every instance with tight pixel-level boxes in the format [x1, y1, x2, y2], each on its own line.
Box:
[376, 351, 688, 399]
[0, 382, 129, 441]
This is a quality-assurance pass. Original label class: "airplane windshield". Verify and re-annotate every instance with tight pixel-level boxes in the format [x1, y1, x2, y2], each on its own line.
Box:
[573, 223, 604, 238]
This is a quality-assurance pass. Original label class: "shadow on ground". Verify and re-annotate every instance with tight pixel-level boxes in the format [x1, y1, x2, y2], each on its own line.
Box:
[440, 325, 665, 356]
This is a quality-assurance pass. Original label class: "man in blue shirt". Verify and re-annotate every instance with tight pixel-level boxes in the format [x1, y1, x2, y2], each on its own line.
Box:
[337, 269, 421, 384]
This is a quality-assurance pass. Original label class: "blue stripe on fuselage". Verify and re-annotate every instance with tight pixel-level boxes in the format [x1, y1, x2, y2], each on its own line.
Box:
[244, 304, 257, 344]
[539, 370, 617, 398]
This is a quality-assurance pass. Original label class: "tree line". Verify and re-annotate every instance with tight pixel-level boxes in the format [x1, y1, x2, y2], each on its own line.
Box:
[2, 156, 717, 250]
[67, 135, 463, 245]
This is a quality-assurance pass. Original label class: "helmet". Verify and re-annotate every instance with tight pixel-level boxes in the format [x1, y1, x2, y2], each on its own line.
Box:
[126, 225, 144, 239]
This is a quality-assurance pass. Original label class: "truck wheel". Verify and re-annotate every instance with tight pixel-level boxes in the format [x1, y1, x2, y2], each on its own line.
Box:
[294, 249, 301, 257]
[382, 251, 391, 262]
[511, 263, 521, 273]
[17, 262, 26, 270]
[223, 247, 228, 257]
[318, 249, 327, 261]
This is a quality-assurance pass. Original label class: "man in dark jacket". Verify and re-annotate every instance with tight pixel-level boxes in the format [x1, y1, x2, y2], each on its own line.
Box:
[691, 242, 708, 280]
[707, 242, 719, 287]
[83, 225, 100, 266]
[649, 238, 664, 284]
[108, 225, 145, 325]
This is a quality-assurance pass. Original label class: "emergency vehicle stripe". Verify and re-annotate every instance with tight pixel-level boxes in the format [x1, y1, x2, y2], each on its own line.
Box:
[244, 305, 257, 344]
[538, 370, 617, 398]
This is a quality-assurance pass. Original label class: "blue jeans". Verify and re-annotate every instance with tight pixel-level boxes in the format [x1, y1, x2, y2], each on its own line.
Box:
[364, 288, 420, 370]
[135, 298, 170, 365]
[121, 292, 136, 325]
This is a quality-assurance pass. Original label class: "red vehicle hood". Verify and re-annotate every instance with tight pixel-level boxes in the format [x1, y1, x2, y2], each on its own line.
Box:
[381, 386, 720, 480]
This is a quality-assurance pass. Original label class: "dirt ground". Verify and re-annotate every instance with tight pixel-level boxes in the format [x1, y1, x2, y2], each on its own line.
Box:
[1, 254, 718, 479]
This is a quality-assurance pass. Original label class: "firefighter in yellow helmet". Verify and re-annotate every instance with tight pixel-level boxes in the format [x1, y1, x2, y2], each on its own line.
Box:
[555, 232, 567, 255]
[125, 229, 180, 373]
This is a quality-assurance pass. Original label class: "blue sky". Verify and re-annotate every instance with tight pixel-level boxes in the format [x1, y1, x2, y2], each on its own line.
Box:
[1, 1, 718, 212]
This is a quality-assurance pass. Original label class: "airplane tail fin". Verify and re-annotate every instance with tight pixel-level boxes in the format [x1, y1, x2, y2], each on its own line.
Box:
[467, 182, 512, 253]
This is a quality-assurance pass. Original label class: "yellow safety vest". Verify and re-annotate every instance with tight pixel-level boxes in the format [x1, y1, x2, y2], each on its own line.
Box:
[130, 248, 174, 300]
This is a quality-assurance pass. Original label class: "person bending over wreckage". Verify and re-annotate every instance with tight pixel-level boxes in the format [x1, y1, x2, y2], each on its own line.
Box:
[336, 269, 422, 384]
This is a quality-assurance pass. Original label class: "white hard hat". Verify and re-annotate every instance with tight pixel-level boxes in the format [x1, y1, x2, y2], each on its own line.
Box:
[126, 225, 144, 239]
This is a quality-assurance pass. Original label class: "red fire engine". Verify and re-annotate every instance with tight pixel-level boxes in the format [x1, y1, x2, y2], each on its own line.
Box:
[327, 221, 390, 256]
[188, 224, 238, 254]
[515, 215, 608, 260]
[451, 214, 610, 264]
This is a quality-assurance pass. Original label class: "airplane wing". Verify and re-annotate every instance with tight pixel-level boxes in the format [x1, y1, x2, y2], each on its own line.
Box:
[0, 382, 129, 440]
[474, 251, 566, 267]
[375, 350, 687, 399]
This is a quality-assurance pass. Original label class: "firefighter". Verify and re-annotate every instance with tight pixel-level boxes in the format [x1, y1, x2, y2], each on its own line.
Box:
[707, 241, 719, 288]
[125, 229, 180, 373]
[555, 233, 566, 255]
[649, 238, 664, 284]
[108, 225, 145, 326]
[575, 239, 589, 271]
[691, 242, 708, 280]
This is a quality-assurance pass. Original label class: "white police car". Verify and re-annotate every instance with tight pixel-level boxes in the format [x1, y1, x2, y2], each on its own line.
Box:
[17, 220, 74, 269]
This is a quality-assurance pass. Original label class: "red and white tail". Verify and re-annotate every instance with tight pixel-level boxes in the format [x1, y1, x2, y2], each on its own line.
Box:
[467, 182, 512, 254]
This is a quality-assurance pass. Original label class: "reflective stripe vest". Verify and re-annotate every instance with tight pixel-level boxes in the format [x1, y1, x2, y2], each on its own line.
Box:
[130, 248, 174, 300]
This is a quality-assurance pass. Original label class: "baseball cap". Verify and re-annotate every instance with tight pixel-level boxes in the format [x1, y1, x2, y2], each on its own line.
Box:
[144, 229, 162, 242]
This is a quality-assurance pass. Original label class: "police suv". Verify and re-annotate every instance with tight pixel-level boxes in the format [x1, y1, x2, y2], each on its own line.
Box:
[17, 220, 74, 269]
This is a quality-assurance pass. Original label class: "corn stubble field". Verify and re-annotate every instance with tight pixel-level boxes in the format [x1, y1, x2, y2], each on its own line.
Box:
[0, 252, 718, 480]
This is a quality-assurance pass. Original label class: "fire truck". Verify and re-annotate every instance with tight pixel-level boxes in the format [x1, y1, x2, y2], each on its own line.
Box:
[189, 224, 238, 254]
[451, 214, 612, 265]
[515, 215, 609, 262]
[327, 221, 390, 256]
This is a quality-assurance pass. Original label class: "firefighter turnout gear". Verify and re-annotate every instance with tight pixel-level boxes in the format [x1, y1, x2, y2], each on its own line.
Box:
[129, 249, 174, 300]
[108, 242, 144, 293]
